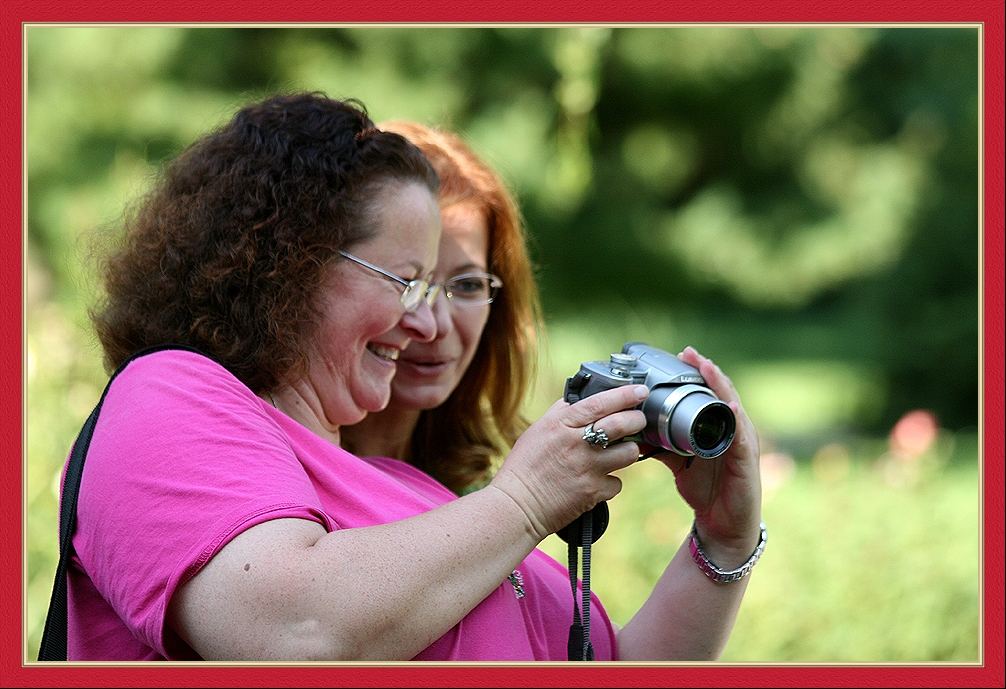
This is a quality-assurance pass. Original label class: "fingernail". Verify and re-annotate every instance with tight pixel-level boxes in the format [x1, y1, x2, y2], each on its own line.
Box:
[635, 385, 650, 401]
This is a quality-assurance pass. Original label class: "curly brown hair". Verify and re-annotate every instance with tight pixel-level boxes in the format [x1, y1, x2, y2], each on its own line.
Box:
[91, 93, 438, 392]
[375, 121, 544, 494]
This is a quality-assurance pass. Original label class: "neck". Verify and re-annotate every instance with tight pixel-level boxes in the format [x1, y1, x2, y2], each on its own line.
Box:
[268, 382, 342, 446]
[341, 405, 423, 461]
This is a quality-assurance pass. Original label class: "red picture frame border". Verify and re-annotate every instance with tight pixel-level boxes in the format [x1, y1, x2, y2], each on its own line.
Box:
[5, 2, 1003, 687]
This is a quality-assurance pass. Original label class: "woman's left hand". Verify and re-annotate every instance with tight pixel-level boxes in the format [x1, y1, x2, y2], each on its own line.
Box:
[651, 346, 763, 567]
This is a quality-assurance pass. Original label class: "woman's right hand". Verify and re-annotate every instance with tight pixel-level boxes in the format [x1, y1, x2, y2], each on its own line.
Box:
[488, 384, 649, 541]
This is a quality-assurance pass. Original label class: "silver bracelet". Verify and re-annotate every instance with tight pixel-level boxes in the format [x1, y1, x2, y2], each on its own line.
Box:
[688, 520, 767, 583]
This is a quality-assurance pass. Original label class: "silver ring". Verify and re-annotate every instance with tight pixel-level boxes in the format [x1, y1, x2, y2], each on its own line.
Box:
[582, 422, 610, 449]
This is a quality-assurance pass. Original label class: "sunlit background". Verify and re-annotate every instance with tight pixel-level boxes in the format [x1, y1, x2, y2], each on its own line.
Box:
[24, 25, 982, 661]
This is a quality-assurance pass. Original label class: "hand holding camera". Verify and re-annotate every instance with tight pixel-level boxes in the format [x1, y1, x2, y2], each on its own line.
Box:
[490, 381, 647, 542]
[658, 345, 763, 567]
[564, 342, 737, 462]
[561, 343, 763, 566]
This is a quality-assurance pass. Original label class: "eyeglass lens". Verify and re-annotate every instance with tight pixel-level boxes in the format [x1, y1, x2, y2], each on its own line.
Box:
[442, 274, 501, 305]
[401, 281, 441, 312]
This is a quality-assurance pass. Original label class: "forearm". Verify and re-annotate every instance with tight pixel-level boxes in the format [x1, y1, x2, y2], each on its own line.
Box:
[615, 537, 752, 660]
[170, 485, 541, 660]
[312, 485, 542, 659]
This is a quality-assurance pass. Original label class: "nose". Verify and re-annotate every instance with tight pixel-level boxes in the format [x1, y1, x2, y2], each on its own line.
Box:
[429, 289, 453, 340]
[400, 297, 438, 342]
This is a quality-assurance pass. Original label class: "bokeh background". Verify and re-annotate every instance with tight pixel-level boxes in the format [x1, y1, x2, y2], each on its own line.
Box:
[24, 25, 983, 662]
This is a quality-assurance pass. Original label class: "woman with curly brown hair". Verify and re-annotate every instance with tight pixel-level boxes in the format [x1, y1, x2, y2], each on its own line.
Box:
[62, 92, 762, 662]
[64, 92, 653, 660]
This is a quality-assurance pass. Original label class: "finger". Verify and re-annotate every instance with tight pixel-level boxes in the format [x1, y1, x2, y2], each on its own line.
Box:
[679, 346, 740, 406]
[564, 384, 649, 427]
[679, 351, 763, 469]
[653, 451, 691, 473]
[603, 441, 644, 470]
[595, 473, 624, 504]
[586, 439, 642, 477]
[583, 409, 646, 444]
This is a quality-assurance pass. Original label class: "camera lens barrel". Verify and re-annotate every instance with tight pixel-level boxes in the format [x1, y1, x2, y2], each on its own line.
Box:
[642, 384, 736, 459]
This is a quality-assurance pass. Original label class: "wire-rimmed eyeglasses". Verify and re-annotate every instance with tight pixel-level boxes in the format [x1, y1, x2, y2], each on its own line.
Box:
[338, 250, 441, 313]
[339, 250, 503, 311]
[439, 272, 503, 306]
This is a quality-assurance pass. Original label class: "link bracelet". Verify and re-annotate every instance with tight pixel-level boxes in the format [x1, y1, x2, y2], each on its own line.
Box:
[688, 520, 767, 583]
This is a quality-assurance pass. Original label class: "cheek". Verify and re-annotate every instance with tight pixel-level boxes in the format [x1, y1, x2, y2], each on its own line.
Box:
[456, 311, 490, 359]
[344, 290, 404, 342]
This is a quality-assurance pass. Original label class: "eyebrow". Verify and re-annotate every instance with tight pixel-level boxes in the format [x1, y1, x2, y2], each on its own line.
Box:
[398, 260, 434, 280]
[442, 262, 488, 276]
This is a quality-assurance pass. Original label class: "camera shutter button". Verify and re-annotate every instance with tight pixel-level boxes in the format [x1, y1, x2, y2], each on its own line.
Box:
[609, 353, 636, 377]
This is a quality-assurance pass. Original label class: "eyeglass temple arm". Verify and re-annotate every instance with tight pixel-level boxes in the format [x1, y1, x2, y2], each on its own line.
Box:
[337, 250, 409, 287]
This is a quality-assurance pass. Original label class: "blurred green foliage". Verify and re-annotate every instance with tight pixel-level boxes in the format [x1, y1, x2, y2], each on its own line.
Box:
[26, 25, 979, 434]
[24, 26, 982, 661]
[538, 436, 980, 660]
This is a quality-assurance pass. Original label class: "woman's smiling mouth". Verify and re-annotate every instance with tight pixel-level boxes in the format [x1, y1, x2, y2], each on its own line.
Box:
[367, 343, 401, 362]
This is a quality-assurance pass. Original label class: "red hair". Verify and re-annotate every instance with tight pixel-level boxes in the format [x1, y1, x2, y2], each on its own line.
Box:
[378, 121, 544, 494]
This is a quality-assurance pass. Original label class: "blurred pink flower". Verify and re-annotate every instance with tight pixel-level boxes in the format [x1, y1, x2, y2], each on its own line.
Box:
[889, 409, 939, 459]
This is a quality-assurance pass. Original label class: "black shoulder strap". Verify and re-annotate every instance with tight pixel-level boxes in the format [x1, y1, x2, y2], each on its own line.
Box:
[36, 343, 206, 661]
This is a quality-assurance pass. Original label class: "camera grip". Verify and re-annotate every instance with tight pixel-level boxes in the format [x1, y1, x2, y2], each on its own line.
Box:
[563, 370, 592, 404]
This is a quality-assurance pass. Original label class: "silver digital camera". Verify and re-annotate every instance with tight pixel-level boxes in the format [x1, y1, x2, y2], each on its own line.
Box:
[564, 342, 736, 459]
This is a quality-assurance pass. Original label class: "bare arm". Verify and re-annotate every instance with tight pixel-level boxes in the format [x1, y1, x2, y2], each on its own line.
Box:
[616, 534, 755, 660]
[167, 486, 537, 660]
[167, 384, 649, 660]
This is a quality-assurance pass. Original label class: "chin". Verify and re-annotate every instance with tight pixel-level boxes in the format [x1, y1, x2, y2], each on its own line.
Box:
[357, 388, 394, 416]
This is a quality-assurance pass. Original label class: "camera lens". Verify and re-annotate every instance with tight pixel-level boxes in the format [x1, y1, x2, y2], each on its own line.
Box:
[693, 405, 731, 451]
[676, 395, 735, 458]
[642, 384, 737, 459]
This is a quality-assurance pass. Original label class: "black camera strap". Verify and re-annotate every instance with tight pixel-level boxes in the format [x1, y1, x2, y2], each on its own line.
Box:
[37, 343, 206, 661]
[566, 515, 594, 661]
[557, 501, 608, 661]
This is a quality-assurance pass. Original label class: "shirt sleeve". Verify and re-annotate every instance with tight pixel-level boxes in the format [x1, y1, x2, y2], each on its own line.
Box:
[73, 349, 333, 658]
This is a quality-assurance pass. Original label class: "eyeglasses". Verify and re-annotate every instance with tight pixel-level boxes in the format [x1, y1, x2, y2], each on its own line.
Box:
[438, 272, 503, 306]
[338, 250, 441, 313]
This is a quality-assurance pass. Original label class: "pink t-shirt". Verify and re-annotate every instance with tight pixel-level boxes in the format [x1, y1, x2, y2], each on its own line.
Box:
[67, 349, 617, 661]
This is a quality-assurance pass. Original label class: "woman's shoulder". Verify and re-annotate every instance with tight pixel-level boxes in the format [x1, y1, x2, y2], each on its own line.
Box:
[115, 346, 227, 375]
[105, 346, 260, 411]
